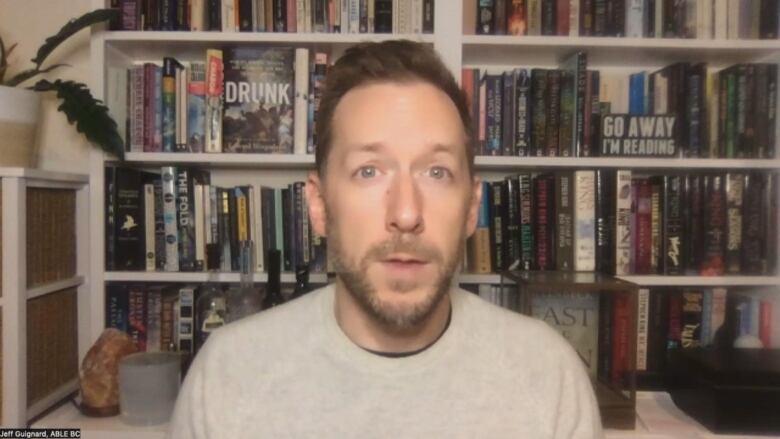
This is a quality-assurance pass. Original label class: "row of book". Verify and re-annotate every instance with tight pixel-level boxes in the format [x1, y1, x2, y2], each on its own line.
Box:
[107, 46, 328, 154]
[472, 0, 780, 39]
[476, 283, 780, 391]
[463, 54, 778, 159]
[465, 170, 780, 276]
[635, 286, 780, 388]
[105, 166, 328, 274]
[115, 0, 434, 33]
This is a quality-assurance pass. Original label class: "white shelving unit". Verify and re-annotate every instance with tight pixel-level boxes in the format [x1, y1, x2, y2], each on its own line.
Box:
[29, 0, 774, 435]
[1, 168, 90, 427]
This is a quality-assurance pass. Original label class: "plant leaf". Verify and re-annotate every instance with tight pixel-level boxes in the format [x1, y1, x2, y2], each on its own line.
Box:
[5, 63, 69, 87]
[31, 9, 118, 69]
[0, 36, 6, 84]
[33, 79, 125, 160]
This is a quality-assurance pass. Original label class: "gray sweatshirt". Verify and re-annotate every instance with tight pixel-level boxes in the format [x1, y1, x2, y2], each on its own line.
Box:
[169, 284, 603, 438]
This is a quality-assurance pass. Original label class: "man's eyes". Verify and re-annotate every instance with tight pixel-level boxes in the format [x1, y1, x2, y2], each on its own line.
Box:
[352, 165, 453, 180]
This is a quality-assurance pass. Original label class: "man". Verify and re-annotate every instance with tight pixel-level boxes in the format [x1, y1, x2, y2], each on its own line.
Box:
[169, 40, 602, 439]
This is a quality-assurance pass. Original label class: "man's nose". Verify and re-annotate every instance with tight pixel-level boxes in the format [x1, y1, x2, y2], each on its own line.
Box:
[386, 171, 424, 234]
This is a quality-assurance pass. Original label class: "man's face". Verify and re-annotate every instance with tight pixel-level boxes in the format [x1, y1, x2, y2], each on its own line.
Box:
[307, 81, 481, 331]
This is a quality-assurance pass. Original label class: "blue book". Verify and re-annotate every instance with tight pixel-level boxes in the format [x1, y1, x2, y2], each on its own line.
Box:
[106, 284, 129, 332]
[629, 72, 647, 114]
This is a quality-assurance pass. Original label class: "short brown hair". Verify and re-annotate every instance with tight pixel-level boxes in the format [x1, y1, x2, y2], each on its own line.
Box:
[315, 40, 474, 177]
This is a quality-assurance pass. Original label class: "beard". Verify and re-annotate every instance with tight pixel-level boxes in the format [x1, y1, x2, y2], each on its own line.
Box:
[327, 210, 463, 332]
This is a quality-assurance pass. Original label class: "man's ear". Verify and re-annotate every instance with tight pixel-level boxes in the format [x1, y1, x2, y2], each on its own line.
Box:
[465, 175, 482, 238]
[306, 171, 328, 237]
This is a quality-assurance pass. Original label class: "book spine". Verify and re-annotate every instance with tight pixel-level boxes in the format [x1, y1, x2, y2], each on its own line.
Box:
[161, 166, 179, 272]
[187, 63, 206, 153]
[176, 168, 196, 271]
[534, 174, 555, 270]
[557, 71, 574, 157]
[106, 167, 117, 271]
[532, 70, 549, 156]
[725, 172, 745, 274]
[636, 288, 649, 372]
[649, 177, 663, 273]
[128, 285, 148, 352]
[635, 178, 652, 274]
[175, 64, 188, 152]
[574, 170, 596, 271]
[518, 173, 534, 270]
[614, 169, 632, 275]
[598, 293, 613, 381]
[542, 0, 556, 34]
[228, 188, 240, 270]
[502, 71, 517, 156]
[611, 292, 630, 387]
[422, 0, 433, 32]
[684, 174, 702, 274]
[490, 181, 505, 270]
[625, 0, 644, 37]
[116, 168, 145, 270]
[477, 0, 495, 34]
[701, 174, 727, 275]
[557, 0, 570, 35]
[294, 48, 310, 155]
[556, 171, 574, 271]
[177, 286, 194, 358]
[130, 67, 144, 152]
[194, 183, 206, 271]
[515, 69, 531, 156]
[681, 289, 704, 348]
[152, 178, 166, 271]
[205, 49, 224, 153]
[144, 183, 157, 271]
[546, 70, 562, 156]
[106, 284, 129, 332]
[742, 172, 764, 274]
[594, 169, 612, 273]
[663, 175, 683, 274]
[146, 288, 162, 352]
[162, 58, 177, 153]
[527, 0, 542, 34]
[143, 64, 155, 152]
[121, 0, 142, 30]
[485, 74, 503, 155]
[505, 176, 521, 269]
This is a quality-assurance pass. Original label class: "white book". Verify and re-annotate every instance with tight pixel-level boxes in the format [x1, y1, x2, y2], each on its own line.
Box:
[294, 48, 310, 155]
[144, 183, 156, 271]
[205, 49, 223, 153]
[392, 0, 400, 33]
[161, 166, 179, 272]
[223, 0, 237, 31]
[614, 170, 632, 275]
[636, 288, 649, 372]
[296, 0, 305, 32]
[527, 0, 541, 35]
[654, 0, 663, 38]
[574, 170, 596, 271]
[368, 0, 375, 32]
[412, 0, 422, 33]
[251, 185, 265, 272]
[696, 0, 713, 39]
[652, 73, 668, 114]
[194, 183, 206, 271]
[400, 0, 412, 33]
[190, 0, 205, 30]
[569, 0, 579, 36]
[714, 0, 727, 39]
[349, 0, 360, 33]
[106, 66, 128, 148]
[341, 0, 349, 33]
[625, 0, 644, 38]
[727, 0, 739, 39]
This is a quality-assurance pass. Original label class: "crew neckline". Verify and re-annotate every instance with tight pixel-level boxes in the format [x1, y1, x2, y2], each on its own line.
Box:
[319, 284, 464, 376]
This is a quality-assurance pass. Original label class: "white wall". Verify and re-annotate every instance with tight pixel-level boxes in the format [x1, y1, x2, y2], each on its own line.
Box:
[1, 0, 93, 174]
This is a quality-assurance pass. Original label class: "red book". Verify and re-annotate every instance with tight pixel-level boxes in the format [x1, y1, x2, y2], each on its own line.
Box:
[635, 178, 653, 274]
[128, 285, 148, 352]
[760, 300, 772, 348]
[557, 0, 570, 35]
[611, 293, 631, 387]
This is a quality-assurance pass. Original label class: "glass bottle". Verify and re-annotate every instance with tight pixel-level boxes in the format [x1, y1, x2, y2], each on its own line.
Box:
[262, 248, 285, 309]
[195, 243, 227, 352]
[288, 264, 310, 301]
[226, 240, 263, 322]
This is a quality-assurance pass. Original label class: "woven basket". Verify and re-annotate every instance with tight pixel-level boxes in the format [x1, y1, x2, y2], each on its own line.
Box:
[26, 188, 76, 287]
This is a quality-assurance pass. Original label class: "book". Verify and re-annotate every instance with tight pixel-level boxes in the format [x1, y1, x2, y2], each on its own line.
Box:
[223, 46, 295, 153]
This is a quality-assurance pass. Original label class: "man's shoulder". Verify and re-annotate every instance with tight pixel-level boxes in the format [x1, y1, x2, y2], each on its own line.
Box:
[205, 285, 329, 355]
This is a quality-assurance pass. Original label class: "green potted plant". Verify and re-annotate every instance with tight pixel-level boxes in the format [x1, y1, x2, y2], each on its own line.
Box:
[0, 9, 124, 168]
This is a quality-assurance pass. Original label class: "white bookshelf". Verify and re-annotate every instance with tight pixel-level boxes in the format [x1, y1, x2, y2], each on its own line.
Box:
[77, 0, 780, 435]
[1, 169, 90, 427]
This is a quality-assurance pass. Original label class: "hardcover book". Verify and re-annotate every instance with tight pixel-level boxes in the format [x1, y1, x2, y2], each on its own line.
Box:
[223, 46, 295, 153]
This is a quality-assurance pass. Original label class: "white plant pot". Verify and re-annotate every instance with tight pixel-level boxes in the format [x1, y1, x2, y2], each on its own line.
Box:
[0, 85, 41, 168]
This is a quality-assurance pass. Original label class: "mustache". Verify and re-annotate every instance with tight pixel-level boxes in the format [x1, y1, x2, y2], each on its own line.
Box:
[363, 235, 443, 263]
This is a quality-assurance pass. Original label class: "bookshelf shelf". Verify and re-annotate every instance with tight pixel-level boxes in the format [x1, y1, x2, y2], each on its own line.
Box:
[104, 271, 330, 284]
[616, 275, 780, 287]
[462, 35, 780, 67]
[120, 152, 316, 168]
[26, 276, 86, 300]
[473, 156, 780, 170]
[117, 153, 780, 171]
[102, 30, 435, 44]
